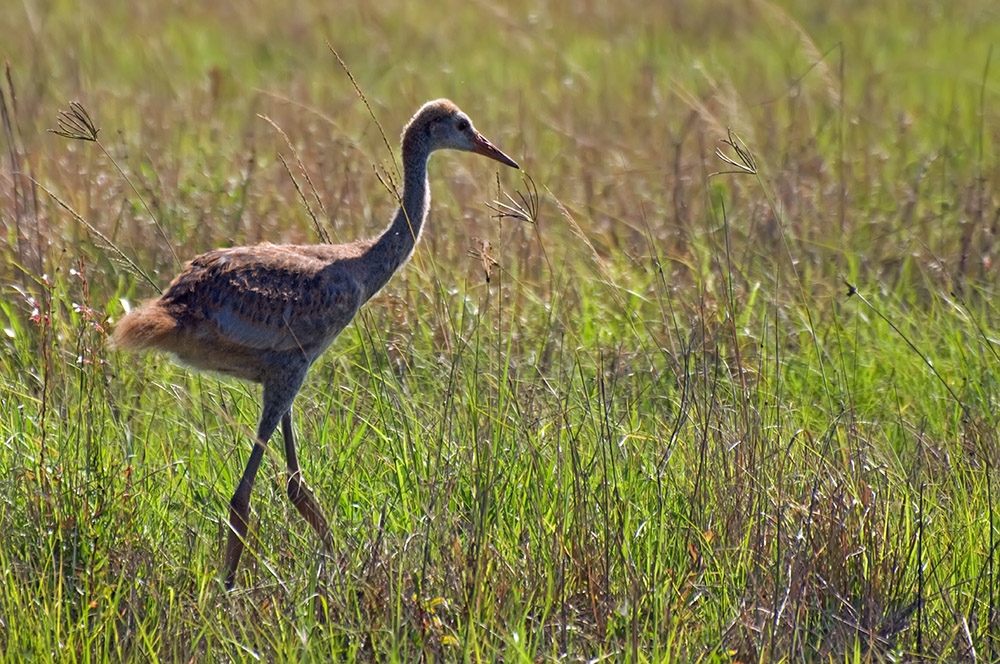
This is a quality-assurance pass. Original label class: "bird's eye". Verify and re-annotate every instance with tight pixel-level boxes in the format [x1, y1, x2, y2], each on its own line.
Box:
[456, 119, 470, 131]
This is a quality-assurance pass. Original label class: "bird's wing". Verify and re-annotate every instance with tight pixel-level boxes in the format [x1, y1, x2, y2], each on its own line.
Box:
[161, 246, 362, 354]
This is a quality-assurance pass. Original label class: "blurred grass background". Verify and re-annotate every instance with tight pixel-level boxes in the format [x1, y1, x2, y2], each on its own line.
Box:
[3, 0, 1000, 661]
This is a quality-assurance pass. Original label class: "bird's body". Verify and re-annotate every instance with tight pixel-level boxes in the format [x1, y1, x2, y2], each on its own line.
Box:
[112, 99, 518, 588]
[116, 242, 368, 382]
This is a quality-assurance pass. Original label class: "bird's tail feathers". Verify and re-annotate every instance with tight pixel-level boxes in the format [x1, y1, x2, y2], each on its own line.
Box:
[110, 305, 178, 351]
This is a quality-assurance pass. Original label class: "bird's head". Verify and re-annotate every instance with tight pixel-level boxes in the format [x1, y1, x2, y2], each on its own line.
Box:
[403, 99, 519, 169]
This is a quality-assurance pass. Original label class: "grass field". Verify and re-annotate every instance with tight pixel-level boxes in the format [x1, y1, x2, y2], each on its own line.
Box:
[3, 0, 1000, 660]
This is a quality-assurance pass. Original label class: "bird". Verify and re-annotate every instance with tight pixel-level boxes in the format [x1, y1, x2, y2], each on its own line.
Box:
[111, 99, 519, 588]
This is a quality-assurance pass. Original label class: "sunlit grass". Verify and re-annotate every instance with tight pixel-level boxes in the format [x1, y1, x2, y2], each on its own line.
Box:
[3, 0, 1000, 660]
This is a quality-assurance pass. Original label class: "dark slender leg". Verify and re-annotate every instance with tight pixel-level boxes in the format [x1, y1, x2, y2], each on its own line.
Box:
[223, 376, 302, 589]
[282, 408, 333, 549]
[223, 442, 268, 589]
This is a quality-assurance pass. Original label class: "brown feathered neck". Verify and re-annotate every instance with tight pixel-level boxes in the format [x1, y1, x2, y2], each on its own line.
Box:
[357, 100, 462, 301]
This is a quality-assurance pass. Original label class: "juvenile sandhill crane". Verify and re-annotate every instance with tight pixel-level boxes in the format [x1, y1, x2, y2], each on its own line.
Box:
[112, 99, 519, 588]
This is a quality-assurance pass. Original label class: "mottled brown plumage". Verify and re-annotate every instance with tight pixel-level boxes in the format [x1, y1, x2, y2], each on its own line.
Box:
[113, 99, 518, 588]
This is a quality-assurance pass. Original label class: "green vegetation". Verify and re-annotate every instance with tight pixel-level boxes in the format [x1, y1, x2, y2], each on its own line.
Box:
[3, 0, 1000, 660]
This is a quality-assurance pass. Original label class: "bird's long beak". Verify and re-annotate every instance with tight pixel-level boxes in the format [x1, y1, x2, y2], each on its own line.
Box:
[473, 133, 519, 169]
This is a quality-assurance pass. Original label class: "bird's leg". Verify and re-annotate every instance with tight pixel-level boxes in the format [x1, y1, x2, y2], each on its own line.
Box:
[223, 435, 270, 589]
[223, 380, 294, 589]
[282, 408, 333, 549]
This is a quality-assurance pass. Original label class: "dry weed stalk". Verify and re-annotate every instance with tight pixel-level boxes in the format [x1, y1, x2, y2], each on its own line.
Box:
[49, 100, 178, 271]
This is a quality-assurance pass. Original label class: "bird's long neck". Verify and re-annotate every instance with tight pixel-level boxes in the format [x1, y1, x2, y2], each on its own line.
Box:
[359, 143, 431, 300]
